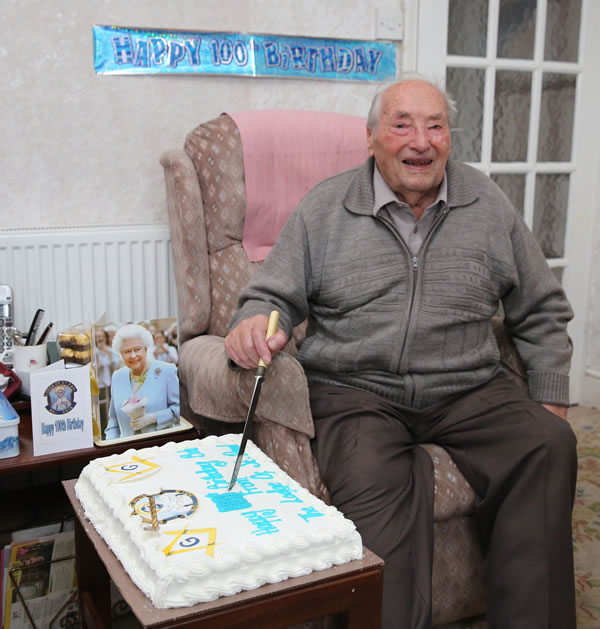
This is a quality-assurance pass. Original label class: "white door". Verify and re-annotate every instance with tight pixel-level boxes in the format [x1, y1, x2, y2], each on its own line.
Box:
[415, 0, 600, 404]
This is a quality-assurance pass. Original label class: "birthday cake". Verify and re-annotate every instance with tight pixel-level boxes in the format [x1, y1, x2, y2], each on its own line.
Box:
[75, 435, 363, 609]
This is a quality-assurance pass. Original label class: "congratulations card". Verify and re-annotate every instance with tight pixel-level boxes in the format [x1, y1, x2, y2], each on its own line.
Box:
[30, 361, 94, 456]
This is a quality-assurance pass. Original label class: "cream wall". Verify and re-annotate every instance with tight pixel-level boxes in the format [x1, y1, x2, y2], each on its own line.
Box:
[0, 0, 404, 229]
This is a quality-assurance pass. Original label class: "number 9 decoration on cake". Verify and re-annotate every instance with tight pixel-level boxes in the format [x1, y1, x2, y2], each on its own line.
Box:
[75, 434, 363, 609]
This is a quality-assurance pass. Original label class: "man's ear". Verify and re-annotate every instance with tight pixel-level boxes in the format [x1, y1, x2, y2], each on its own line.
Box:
[367, 127, 374, 157]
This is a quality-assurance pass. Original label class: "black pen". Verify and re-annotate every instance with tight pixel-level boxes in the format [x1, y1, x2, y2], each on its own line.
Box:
[25, 308, 45, 345]
[37, 321, 54, 345]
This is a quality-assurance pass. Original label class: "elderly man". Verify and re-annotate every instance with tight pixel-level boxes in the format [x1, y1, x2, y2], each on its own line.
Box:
[225, 77, 577, 628]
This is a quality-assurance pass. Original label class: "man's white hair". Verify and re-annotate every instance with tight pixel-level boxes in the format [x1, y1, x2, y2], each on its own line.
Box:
[366, 72, 457, 135]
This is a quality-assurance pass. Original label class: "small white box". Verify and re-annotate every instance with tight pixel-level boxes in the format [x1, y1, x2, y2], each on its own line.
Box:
[0, 392, 20, 459]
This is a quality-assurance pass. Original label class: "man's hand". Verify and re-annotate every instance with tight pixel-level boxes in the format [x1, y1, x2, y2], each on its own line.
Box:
[224, 314, 288, 369]
[542, 404, 568, 420]
[131, 413, 157, 431]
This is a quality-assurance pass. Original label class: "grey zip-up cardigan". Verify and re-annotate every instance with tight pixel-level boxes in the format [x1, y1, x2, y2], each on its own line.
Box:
[231, 157, 573, 408]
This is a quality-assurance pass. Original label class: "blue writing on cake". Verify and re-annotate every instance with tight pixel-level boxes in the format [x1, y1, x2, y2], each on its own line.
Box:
[267, 482, 302, 503]
[298, 506, 324, 522]
[240, 454, 261, 469]
[177, 447, 206, 459]
[250, 470, 276, 480]
[216, 444, 240, 457]
[194, 460, 229, 490]
[208, 492, 252, 512]
[242, 509, 282, 536]
[236, 478, 262, 495]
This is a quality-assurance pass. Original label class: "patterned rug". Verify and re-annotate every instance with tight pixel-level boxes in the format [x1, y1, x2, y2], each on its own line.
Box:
[441, 405, 600, 629]
[572, 406, 600, 627]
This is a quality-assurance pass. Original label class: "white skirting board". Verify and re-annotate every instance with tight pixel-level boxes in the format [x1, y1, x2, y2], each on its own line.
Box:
[0, 224, 177, 338]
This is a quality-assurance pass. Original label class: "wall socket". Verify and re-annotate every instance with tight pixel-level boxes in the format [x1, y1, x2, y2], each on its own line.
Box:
[376, 8, 404, 41]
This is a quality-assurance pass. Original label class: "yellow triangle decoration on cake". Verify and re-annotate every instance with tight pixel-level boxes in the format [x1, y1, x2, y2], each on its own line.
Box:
[104, 455, 161, 481]
[162, 525, 219, 557]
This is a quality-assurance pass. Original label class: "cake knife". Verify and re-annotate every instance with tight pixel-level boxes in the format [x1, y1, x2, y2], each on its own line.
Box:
[228, 310, 280, 491]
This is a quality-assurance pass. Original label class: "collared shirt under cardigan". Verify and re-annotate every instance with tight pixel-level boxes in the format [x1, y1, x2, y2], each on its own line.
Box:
[372, 164, 448, 257]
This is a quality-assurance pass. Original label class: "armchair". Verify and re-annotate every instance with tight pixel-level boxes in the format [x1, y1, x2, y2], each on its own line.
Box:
[161, 111, 528, 626]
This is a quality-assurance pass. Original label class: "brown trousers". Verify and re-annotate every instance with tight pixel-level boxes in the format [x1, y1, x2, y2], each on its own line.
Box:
[309, 375, 577, 629]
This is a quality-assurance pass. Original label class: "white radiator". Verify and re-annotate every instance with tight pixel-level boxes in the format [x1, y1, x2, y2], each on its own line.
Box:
[0, 224, 177, 338]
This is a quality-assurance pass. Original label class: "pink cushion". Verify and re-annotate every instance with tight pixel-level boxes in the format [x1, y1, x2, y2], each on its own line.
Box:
[228, 110, 369, 262]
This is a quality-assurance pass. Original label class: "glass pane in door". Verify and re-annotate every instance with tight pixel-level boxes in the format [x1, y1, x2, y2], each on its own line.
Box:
[492, 71, 532, 162]
[491, 174, 526, 215]
[446, 67, 485, 162]
[447, 0, 488, 56]
[537, 73, 576, 162]
[545, 0, 582, 61]
[533, 174, 569, 258]
[497, 0, 537, 59]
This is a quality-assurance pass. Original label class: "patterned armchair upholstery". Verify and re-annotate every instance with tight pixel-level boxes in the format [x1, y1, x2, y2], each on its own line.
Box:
[161, 112, 528, 627]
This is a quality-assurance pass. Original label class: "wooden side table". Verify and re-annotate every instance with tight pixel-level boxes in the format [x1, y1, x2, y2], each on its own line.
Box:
[63, 480, 384, 629]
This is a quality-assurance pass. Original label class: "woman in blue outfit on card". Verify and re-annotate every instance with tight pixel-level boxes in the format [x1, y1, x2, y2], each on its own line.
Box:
[105, 323, 180, 440]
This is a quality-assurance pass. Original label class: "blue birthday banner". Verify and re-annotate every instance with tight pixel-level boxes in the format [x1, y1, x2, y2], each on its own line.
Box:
[93, 25, 397, 82]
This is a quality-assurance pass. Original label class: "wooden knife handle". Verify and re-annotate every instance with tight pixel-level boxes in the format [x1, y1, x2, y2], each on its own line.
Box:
[258, 310, 280, 369]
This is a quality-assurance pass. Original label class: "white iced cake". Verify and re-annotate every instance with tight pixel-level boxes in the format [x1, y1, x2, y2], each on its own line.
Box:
[75, 435, 363, 608]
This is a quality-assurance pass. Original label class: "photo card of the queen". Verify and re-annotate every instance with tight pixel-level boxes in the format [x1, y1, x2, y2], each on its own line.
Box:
[30, 361, 94, 456]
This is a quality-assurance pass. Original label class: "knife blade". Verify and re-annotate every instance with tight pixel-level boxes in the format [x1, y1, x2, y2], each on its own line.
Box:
[228, 310, 280, 491]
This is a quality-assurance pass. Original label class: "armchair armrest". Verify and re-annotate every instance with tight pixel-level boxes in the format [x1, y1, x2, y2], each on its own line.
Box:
[160, 149, 211, 344]
[178, 335, 315, 438]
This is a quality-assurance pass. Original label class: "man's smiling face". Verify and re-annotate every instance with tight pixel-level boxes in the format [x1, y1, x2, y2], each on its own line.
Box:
[367, 80, 452, 208]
